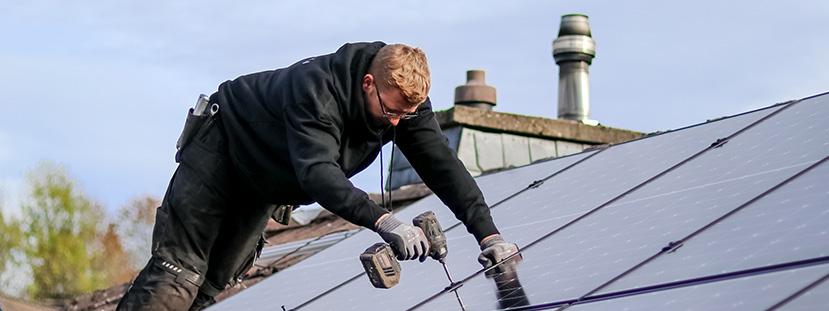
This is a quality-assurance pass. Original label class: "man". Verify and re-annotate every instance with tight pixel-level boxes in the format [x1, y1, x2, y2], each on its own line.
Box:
[117, 42, 518, 310]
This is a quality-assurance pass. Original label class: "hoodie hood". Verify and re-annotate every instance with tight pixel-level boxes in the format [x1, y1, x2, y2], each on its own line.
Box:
[328, 41, 388, 135]
[215, 41, 390, 204]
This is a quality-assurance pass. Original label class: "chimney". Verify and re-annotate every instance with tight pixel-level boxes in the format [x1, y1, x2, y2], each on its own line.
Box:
[552, 14, 597, 125]
[454, 69, 496, 110]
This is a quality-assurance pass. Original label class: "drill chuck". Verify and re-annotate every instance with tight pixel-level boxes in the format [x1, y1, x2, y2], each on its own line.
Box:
[413, 211, 448, 261]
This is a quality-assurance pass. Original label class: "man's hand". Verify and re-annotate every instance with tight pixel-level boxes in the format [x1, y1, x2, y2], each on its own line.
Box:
[478, 234, 520, 268]
[375, 214, 431, 261]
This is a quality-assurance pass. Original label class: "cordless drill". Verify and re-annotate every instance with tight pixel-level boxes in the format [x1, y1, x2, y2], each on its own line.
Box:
[360, 211, 452, 289]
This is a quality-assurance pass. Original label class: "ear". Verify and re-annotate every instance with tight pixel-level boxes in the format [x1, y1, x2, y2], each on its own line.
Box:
[362, 74, 373, 93]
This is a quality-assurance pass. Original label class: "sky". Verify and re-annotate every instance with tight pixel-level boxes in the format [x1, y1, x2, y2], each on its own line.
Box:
[1, 0, 827, 217]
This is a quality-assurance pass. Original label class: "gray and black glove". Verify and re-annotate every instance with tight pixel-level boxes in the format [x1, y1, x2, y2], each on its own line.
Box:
[376, 214, 431, 261]
[478, 234, 520, 268]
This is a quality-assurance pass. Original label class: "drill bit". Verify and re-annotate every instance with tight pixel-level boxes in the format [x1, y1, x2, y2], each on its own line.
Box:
[440, 259, 455, 284]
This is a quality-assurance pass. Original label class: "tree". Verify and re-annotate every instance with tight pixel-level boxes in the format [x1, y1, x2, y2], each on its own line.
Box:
[96, 224, 136, 285]
[21, 162, 108, 300]
[116, 195, 159, 270]
[0, 210, 22, 293]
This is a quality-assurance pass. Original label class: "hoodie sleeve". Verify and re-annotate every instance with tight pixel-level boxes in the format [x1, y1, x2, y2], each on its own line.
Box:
[395, 98, 499, 242]
[283, 93, 388, 230]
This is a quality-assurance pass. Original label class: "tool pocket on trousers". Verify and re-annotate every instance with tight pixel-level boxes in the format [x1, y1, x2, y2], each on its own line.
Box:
[190, 118, 225, 155]
[178, 122, 231, 198]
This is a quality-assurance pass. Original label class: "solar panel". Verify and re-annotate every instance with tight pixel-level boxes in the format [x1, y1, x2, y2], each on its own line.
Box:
[521, 97, 820, 304]
[212, 148, 595, 310]
[288, 105, 786, 310]
[406, 99, 825, 309]
[598, 159, 829, 294]
[473, 150, 599, 211]
[565, 263, 829, 311]
[436, 97, 820, 306]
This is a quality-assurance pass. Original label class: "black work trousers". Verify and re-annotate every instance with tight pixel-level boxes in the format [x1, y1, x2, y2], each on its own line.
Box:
[117, 113, 275, 310]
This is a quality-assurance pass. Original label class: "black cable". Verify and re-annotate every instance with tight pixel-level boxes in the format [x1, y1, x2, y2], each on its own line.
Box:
[379, 126, 393, 212]
[379, 139, 386, 211]
[388, 128, 396, 211]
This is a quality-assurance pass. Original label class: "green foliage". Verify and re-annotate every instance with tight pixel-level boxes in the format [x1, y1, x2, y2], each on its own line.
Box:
[21, 162, 107, 300]
[0, 162, 141, 300]
[0, 210, 22, 288]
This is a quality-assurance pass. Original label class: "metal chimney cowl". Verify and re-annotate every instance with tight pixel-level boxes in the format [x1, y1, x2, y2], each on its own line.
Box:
[553, 14, 598, 125]
[454, 69, 496, 110]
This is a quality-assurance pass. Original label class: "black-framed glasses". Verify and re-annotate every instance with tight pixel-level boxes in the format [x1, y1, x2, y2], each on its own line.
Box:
[376, 82, 418, 120]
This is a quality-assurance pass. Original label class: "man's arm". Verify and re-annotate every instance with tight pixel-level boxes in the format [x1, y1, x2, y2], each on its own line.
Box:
[395, 98, 499, 243]
[283, 98, 388, 230]
[284, 99, 430, 260]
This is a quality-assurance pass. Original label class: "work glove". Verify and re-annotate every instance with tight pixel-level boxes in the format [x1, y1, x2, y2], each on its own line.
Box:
[376, 214, 431, 261]
[478, 234, 520, 269]
[484, 252, 523, 279]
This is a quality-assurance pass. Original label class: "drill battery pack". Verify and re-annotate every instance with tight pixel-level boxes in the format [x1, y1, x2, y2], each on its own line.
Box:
[360, 243, 401, 289]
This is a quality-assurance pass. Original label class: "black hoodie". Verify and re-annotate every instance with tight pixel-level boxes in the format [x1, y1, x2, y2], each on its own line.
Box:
[214, 42, 497, 241]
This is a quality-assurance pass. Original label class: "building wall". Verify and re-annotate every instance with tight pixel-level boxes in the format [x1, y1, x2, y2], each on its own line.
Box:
[387, 126, 593, 190]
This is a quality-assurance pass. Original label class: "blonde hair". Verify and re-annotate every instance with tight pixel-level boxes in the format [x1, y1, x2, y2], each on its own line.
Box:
[370, 44, 431, 106]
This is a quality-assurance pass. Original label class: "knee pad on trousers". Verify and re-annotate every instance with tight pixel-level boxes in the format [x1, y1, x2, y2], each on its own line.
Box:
[153, 257, 205, 288]
[117, 257, 205, 311]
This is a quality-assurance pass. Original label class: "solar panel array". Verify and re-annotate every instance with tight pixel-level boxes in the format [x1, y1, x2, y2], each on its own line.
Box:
[212, 91, 829, 310]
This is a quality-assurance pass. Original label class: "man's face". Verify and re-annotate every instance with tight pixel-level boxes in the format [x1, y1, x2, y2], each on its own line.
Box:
[363, 74, 418, 127]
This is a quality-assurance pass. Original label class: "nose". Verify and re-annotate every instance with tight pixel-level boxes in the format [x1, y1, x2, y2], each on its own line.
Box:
[389, 118, 400, 127]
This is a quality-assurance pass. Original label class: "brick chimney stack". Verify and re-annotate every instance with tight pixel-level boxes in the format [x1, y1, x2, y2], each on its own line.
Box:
[454, 69, 496, 110]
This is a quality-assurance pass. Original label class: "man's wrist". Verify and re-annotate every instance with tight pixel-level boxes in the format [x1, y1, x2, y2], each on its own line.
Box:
[374, 213, 393, 231]
[479, 234, 504, 248]
[467, 218, 500, 243]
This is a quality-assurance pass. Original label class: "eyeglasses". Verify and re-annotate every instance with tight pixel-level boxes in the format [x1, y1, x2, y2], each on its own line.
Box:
[376, 82, 418, 120]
